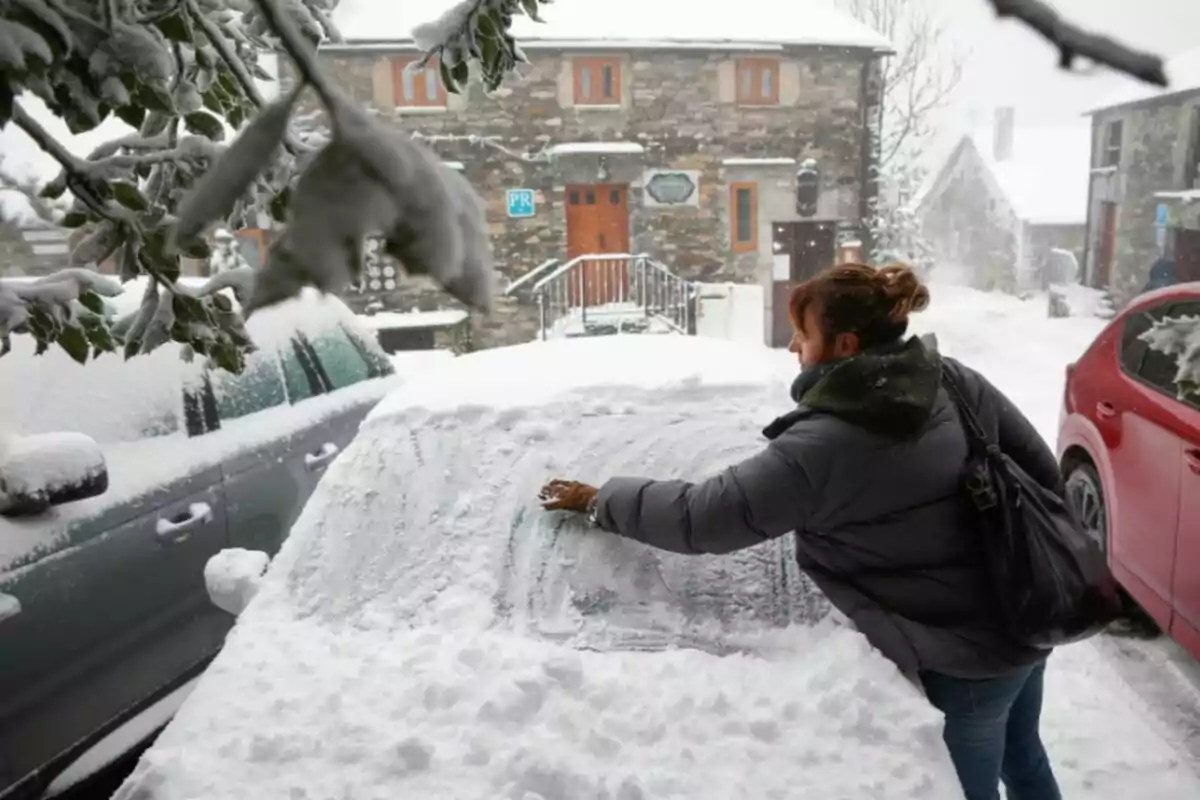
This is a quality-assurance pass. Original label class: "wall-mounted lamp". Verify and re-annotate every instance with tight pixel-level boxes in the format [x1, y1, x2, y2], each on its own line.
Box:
[597, 155, 611, 182]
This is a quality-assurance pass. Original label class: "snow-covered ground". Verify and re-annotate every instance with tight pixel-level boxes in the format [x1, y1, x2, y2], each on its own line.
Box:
[117, 284, 1200, 800]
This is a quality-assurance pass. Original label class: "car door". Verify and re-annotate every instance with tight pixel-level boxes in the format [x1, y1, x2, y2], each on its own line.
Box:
[219, 324, 392, 558]
[213, 344, 320, 559]
[1164, 301, 1200, 658]
[0, 430, 228, 797]
[1102, 300, 1185, 624]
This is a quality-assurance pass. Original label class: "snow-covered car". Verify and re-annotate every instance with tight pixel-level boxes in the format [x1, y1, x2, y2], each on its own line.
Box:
[111, 336, 962, 800]
[0, 280, 402, 800]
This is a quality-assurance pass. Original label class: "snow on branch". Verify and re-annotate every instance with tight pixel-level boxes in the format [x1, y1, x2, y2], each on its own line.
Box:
[988, 0, 1167, 86]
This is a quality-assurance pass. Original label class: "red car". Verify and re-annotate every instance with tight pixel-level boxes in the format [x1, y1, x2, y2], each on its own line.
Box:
[1058, 283, 1200, 662]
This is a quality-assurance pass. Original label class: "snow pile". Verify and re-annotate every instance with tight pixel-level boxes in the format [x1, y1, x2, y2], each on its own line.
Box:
[128, 610, 957, 799]
[335, 0, 894, 50]
[205, 549, 271, 617]
[0, 431, 105, 496]
[1050, 283, 1114, 319]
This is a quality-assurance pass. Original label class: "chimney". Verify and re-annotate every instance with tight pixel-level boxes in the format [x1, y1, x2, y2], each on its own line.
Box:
[993, 107, 1015, 162]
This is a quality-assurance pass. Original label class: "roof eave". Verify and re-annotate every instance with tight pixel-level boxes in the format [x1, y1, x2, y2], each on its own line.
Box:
[1083, 85, 1200, 117]
[321, 36, 894, 54]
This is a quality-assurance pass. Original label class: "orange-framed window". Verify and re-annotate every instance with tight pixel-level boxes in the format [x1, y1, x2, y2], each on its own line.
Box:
[393, 57, 447, 107]
[730, 182, 758, 253]
[736, 58, 780, 106]
[234, 228, 267, 267]
[573, 57, 621, 105]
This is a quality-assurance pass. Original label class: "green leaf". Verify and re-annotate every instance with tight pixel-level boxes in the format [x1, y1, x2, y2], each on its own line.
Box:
[39, 178, 65, 199]
[440, 60, 460, 94]
[111, 181, 148, 210]
[155, 12, 190, 42]
[520, 0, 544, 22]
[135, 81, 174, 113]
[57, 324, 89, 364]
[61, 211, 88, 228]
[452, 60, 470, 87]
[269, 187, 291, 222]
[79, 291, 105, 314]
[114, 103, 146, 130]
[185, 111, 225, 141]
[202, 89, 225, 114]
[179, 238, 211, 260]
[123, 336, 141, 360]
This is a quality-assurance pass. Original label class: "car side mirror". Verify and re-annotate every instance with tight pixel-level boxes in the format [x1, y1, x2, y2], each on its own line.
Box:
[0, 433, 109, 517]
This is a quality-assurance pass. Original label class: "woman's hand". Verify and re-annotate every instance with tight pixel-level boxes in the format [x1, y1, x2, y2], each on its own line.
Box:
[538, 479, 598, 513]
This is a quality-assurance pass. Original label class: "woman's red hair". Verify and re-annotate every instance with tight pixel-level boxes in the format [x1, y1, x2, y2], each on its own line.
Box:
[788, 262, 930, 348]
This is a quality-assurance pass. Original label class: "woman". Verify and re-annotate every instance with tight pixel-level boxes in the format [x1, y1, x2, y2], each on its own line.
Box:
[539, 263, 1062, 800]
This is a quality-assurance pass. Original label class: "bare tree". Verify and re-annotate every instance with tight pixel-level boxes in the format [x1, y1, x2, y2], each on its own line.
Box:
[837, 0, 965, 168]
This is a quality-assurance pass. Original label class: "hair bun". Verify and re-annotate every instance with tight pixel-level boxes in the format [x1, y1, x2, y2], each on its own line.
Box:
[876, 263, 930, 322]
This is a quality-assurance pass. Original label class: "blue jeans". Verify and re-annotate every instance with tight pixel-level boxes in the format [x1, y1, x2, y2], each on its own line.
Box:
[919, 661, 1061, 800]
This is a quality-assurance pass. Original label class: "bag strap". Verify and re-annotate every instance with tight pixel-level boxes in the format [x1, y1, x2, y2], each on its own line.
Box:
[939, 360, 993, 452]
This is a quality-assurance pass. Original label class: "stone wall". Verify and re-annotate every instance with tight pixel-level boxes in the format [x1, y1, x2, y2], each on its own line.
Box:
[296, 44, 881, 347]
[1086, 92, 1200, 301]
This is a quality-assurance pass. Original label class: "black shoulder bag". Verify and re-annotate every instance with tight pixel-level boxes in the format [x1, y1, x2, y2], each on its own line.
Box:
[941, 363, 1122, 649]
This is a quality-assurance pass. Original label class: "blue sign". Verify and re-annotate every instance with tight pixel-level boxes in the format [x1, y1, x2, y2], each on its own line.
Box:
[1156, 203, 1168, 228]
[506, 188, 536, 218]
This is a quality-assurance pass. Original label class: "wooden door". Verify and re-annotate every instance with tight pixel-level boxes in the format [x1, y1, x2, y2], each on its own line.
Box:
[1175, 228, 1200, 283]
[565, 184, 630, 306]
[788, 221, 838, 282]
[1096, 202, 1118, 287]
[769, 221, 837, 347]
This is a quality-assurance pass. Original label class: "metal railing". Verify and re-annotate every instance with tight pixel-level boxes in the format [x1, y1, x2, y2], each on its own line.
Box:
[529, 253, 692, 340]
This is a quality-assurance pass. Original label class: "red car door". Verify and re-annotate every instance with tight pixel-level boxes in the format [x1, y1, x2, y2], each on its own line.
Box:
[1102, 301, 1185, 626]
[1167, 301, 1200, 660]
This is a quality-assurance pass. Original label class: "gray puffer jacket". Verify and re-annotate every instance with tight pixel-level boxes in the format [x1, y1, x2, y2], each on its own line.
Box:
[594, 335, 1059, 679]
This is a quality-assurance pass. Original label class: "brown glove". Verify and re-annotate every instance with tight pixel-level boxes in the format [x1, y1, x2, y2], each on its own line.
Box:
[538, 479, 599, 513]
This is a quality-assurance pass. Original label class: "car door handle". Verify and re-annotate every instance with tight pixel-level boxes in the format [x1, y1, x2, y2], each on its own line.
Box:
[155, 502, 213, 544]
[304, 442, 340, 471]
[0, 593, 20, 624]
[1096, 401, 1117, 419]
[1186, 449, 1200, 475]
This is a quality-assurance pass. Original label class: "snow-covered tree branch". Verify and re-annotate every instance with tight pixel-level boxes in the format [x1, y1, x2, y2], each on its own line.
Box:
[0, 0, 521, 372]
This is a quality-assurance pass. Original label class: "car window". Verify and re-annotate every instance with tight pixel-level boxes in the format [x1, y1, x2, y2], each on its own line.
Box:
[308, 327, 372, 390]
[1119, 302, 1174, 377]
[280, 339, 320, 402]
[1130, 300, 1200, 408]
[207, 350, 288, 422]
[341, 323, 396, 379]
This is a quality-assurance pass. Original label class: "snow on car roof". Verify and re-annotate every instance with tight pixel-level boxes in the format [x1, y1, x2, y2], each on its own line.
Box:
[367, 335, 789, 421]
[331, 0, 894, 51]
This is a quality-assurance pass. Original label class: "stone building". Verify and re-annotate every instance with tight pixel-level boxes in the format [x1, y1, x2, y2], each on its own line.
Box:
[1083, 45, 1200, 301]
[915, 108, 1090, 292]
[311, 0, 891, 348]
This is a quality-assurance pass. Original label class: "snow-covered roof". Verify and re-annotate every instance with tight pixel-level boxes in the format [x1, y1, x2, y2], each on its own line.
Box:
[929, 124, 1090, 227]
[547, 142, 644, 156]
[331, 0, 893, 52]
[1088, 44, 1200, 114]
[358, 309, 469, 330]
